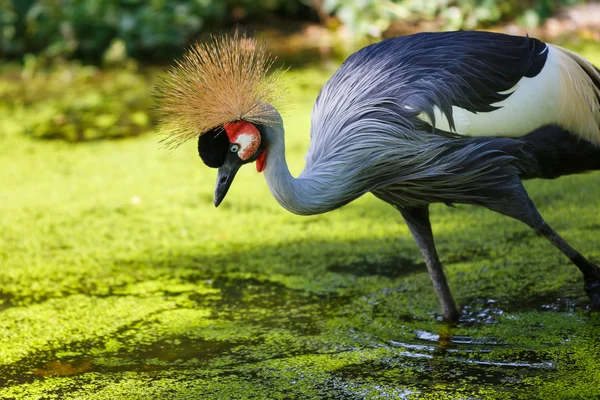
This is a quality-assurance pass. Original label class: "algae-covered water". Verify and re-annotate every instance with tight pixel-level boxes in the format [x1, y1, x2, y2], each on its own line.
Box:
[1, 46, 600, 399]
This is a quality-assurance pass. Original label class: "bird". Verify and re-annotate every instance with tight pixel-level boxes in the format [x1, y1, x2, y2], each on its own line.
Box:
[155, 30, 600, 321]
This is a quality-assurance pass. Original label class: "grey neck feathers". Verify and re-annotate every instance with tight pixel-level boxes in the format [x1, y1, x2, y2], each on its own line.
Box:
[262, 125, 358, 215]
[262, 119, 528, 213]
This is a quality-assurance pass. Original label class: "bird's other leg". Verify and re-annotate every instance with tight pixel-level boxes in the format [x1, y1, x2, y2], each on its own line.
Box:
[483, 180, 600, 309]
[399, 206, 460, 321]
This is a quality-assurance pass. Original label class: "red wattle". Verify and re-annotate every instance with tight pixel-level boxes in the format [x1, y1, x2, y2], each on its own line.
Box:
[256, 150, 267, 173]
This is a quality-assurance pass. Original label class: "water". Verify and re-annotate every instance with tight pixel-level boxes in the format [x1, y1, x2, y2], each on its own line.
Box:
[1, 274, 598, 399]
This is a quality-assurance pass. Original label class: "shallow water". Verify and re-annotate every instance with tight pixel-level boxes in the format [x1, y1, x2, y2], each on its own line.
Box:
[2, 271, 599, 399]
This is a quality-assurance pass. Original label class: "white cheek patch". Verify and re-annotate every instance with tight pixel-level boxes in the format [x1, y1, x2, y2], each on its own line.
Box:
[235, 132, 261, 160]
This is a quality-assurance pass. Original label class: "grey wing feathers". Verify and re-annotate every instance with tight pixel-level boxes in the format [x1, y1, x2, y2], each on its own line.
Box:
[312, 31, 548, 137]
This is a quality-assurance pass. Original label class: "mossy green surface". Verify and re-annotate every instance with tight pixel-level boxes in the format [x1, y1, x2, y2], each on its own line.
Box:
[1, 45, 600, 399]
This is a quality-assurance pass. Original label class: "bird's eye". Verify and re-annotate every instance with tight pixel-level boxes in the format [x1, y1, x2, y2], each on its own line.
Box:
[230, 144, 240, 153]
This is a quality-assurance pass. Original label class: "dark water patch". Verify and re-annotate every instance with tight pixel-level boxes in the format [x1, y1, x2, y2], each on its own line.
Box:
[122, 337, 246, 364]
[388, 335, 552, 365]
[459, 292, 589, 324]
[384, 322, 558, 368]
[33, 359, 92, 377]
[363, 323, 557, 383]
[317, 377, 396, 400]
[328, 355, 539, 394]
[195, 277, 350, 336]
[0, 334, 253, 388]
[324, 334, 558, 397]
[408, 328, 507, 353]
[326, 257, 425, 279]
[0, 289, 78, 312]
[502, 293, 585, 313]
[458, 299, 506, 326]
[444, 355, 554, 370]
[0, 280, 142, 312]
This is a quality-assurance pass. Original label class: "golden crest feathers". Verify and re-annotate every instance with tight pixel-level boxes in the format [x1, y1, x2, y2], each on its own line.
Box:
[154, 32, 286, 148]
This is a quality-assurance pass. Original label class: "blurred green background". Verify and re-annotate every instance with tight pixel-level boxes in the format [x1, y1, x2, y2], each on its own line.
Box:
[1, 1, 600, 399]
[1, 0, 598, 143]
[0, 0, 593, 62]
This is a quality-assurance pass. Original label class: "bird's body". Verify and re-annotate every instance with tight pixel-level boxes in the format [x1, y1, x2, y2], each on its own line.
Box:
[271, 31, 600, 215]
[156, 31, 600, 321]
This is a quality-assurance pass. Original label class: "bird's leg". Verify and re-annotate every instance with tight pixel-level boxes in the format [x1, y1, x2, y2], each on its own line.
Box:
[534, 219, 600, 308]
[483, 181, 600, 309]
[400, 206, 460, 321]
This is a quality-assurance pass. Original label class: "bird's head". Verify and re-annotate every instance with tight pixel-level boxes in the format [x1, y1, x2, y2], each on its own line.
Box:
[199, 120, 269, 207]
[154, 32, 286, 207]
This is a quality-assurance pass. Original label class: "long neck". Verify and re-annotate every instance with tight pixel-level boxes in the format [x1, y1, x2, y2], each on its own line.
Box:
[262, 129, 346, 216]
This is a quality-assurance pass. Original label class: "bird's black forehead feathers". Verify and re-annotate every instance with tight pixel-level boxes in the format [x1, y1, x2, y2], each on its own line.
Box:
[198, 126, 229, 168]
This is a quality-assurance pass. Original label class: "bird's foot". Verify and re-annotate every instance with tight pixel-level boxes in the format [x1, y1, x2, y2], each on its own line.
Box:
[440, 305, 461, 323]
[584, 278, 600, 311]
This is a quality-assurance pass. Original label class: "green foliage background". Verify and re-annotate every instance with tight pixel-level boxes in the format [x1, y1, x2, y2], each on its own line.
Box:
[0, 0, 589, 142]
[323, 0, 584, 35]
[1, 0, 586, 61]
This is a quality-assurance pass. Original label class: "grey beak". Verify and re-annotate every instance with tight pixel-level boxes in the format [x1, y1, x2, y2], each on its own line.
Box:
[214, 153, 243, 207]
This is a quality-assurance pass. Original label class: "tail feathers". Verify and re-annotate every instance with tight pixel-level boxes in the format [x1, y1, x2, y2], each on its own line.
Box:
[551, 44, 600, 146]
[519, 125, 600, 180]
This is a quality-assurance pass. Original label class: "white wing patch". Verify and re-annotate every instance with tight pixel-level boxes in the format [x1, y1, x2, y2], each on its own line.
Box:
[417, 45, 600, 145]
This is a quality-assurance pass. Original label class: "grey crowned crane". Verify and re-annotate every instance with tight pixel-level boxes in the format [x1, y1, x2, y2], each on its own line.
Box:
[156, 31, 600, 321]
